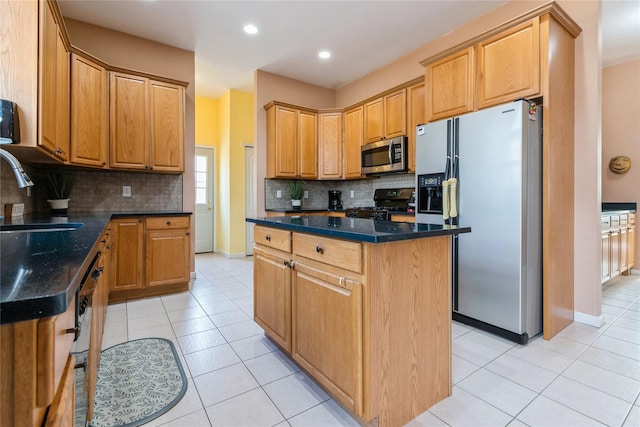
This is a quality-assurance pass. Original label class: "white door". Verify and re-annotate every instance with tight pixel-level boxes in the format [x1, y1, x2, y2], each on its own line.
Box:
[245, 145, 255, 255]
[195, 147, 215, 253]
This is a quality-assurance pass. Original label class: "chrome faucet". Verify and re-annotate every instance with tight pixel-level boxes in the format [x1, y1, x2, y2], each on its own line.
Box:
[0, 148, 34, 188]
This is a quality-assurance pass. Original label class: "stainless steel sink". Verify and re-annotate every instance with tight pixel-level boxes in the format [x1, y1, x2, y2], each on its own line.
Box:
[0, 222, 84, 234]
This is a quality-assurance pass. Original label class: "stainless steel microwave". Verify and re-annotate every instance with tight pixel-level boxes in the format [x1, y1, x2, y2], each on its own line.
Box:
[360, 136, 407, 175]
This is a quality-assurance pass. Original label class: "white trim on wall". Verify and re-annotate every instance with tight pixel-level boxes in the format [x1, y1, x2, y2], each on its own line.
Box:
[573, 311, 605, 328]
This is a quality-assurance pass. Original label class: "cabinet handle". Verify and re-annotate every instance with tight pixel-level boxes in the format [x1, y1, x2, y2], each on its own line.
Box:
[265, 235, 271, 241]
[284, 260, 290, 267]
[166, 221, 171, 225]
[316, 246, 323, 254]
[74, 361, 87, 371]
[186, 232, 190, 236]
[102, 162, 107, 166]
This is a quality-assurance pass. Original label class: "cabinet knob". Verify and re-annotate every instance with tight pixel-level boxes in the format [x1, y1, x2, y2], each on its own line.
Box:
[284, 260, 290, 267]
[166, 221, 171, 225]
[265, 235, 271, 241]
[316, 246, 323, 254]
[102, 162, 107, 166]
[186, 232, 190, 236]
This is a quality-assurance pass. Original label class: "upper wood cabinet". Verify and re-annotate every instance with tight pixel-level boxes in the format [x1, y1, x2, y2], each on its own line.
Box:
[424, 17, 542, 121]
[406, 82, 425, 172]
[70, 54, 108, 168]
[318, 111, 343, 179]
[364, 89, 406, 143]
[110, 73, 185, 172]
[110, 72, 149, 170]
[39, 0, 69, 162]
[344, 106, 364, 179]
[265, 102, 318, 179]
[425, 47, 474, 122]
[477, 18, 540, 109]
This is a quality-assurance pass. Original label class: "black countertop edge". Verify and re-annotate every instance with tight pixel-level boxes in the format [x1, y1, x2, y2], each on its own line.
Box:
[1, 211, 191, 325]
[247, 216, 470, 243]
[602, 203, 636, 212]
[265, 208, 416, 216]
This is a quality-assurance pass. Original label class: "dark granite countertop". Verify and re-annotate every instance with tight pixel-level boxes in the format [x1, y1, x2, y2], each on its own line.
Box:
[246, 215, 470, 243]
[0, 211, 191, 325]
[265, 208, 416, 217]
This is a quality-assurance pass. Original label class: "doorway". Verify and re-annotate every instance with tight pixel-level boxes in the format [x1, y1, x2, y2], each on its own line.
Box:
[245, 145, 255, 255]
[195, 147, 215, 253]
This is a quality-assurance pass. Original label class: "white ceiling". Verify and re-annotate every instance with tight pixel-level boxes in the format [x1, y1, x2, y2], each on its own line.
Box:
[58, 0, 640, 99]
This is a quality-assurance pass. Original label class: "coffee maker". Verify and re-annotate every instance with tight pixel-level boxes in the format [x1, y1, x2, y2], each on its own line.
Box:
[328, 190, 343, 210]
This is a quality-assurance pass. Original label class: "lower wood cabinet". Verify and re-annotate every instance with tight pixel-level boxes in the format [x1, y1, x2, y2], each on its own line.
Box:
[0, 299, 76, 427]
[110, 215, 191, 302]
[602, 212, 636, 284]
[253, 246, 292, 352]
[44, 355, 75, 427]
[292, 261, 363, 414]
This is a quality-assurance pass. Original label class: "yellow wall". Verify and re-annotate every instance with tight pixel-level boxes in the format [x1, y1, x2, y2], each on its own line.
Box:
[196, 96, 219, 148]
[196, 91, 254, 256]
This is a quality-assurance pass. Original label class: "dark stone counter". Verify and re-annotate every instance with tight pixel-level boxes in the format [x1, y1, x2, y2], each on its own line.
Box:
[246, 215, 470, 243]
[0, 211, 190, 324]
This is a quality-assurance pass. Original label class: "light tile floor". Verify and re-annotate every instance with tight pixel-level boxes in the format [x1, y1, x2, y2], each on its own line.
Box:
[101, 253, 640, 426]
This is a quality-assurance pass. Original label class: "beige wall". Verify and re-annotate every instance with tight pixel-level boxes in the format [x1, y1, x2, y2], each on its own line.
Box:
[602, 58, 640, 268]
[254, 0, 608, 327]
[65, 18, 196, 273]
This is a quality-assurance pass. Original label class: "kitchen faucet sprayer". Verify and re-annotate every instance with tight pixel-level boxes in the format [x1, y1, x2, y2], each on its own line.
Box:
[0, 148, 34, 188]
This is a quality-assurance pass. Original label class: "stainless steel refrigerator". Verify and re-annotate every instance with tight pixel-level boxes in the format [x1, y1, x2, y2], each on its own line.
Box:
[415, 100, 541, 344]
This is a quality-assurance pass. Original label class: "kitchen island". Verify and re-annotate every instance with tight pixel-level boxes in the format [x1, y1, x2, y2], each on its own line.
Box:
[246, 215, 470, 427]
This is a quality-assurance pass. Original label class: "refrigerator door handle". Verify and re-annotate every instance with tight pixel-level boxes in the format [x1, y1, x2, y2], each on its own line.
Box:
[445, 120, 452, 180]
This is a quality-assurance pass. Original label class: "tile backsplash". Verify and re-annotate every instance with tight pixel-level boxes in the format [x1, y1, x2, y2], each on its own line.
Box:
[1, 165, 182, 215]
[265, 174, 415, 210]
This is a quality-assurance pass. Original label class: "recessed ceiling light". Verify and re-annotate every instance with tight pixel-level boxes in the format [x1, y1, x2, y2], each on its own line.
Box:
[244, 24, 258, 35]
[318, 50, 331, 59]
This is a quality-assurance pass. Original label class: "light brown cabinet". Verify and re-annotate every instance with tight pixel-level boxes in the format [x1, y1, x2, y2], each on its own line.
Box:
[110, 215, 191, 302]
[110, 72, 185, 172]
[318, 111, 343, 179]
[145, 216, 191, 288]
[70, 54, 108, 168]
[44, 355, 75, 427]
[476, 18, 540, 109]
[292, 261, 363, 414]
[425, 47, 474, 122]
[344, 106, 364, 179]
[111, 217, 144, 292]
[602, 212, 636, 284]
[0, 297, 76, 427]
[364, 89, 406, 143]
[265, 102, 318, 179]
[424, 17, 541, 120]
[39, 0, 69, 162]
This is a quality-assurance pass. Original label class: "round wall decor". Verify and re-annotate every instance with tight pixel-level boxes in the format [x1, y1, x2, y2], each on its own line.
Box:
[609, 156, 631, 174]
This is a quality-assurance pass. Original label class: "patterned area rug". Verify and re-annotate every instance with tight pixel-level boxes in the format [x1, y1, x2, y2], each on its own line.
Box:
[90, 338, 187, 427]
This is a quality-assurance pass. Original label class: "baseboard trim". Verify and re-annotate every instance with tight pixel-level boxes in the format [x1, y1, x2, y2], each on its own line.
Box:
[215, 249, 247, 259]
[574, 311, 605, 328]
[190, 271, 196, 279]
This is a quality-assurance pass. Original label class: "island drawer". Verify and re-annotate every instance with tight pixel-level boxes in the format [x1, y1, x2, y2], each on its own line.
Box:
[145, 216, 190, 230]
[255, 226, 291, 252]
[293, 233, 362, 273]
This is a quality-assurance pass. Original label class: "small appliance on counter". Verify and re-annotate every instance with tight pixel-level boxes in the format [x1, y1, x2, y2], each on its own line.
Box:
[345, 187, 414, 220]
[328, 190, 343, 210]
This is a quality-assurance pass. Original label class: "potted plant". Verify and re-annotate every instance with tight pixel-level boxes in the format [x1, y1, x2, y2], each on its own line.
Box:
[288, 179, 305, 209]
[40, 169, 73, 214]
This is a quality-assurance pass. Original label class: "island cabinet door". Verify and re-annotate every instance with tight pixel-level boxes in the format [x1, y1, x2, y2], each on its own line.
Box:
[253, 246, 292, 353]
[291, 262, 363, 416]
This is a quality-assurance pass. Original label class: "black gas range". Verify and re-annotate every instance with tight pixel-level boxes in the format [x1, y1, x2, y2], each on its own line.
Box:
[345, 188, 415, 220]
